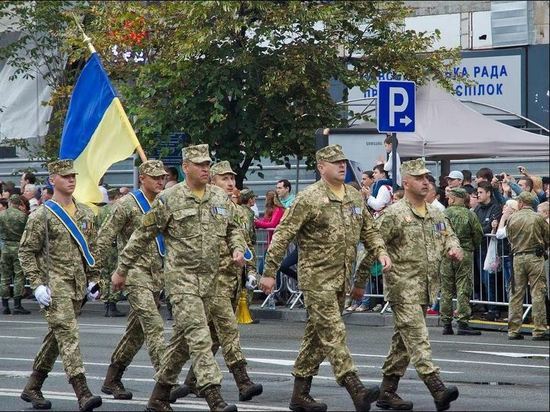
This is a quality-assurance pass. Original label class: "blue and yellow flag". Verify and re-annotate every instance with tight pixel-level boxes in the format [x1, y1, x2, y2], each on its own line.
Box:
[59, 53, 140, 206]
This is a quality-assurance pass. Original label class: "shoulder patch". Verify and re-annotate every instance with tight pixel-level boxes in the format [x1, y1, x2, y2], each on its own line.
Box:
[142, 211, 156, 227]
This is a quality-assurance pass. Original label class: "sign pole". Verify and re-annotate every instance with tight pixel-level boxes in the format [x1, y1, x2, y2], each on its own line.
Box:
[391, 132, 397, 191]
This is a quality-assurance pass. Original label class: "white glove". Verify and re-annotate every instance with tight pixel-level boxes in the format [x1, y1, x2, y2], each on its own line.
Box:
[87, 282, 100, 301]
[245, 274, 257, 290]
[34, 285, 52, 307]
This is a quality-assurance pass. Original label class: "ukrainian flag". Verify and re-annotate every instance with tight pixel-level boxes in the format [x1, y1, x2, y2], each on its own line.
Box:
[59, 53, 140, 206]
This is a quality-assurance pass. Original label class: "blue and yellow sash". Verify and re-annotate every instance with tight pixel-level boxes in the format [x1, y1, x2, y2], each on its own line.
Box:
[129, 190, 166, 257]
[44, 200, 96, 267]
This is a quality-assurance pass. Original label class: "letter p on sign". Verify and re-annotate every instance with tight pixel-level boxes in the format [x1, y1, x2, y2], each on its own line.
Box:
[377, 80, 416, 133]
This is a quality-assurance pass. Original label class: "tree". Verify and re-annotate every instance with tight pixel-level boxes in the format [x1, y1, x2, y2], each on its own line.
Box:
[2, 1, 460, 185]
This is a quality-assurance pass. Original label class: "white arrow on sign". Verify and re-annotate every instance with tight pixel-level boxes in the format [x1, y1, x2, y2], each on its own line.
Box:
[400, 115, 412, 126]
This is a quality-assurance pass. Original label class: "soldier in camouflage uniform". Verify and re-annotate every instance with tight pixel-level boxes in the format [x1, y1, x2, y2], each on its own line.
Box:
[113, 144, 246, 412]
[95, 160, 187, 401]
[0, 194, 30, 314]
[18, 159, 102, 411]
[96, 188, 125, 317]
[371, 159, 463, 411]
[440, 188, 484, 336]
[179, 161, 262, 402]
[505, 191, 549, 341]
[260, 144, 391, 412]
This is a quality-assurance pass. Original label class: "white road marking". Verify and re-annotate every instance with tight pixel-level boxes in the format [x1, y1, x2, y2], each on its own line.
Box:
[0, 387, 282, 411]
[460, 351, 549, 359]
[0, 336, 36, 340]
[430, 339, 550, 350]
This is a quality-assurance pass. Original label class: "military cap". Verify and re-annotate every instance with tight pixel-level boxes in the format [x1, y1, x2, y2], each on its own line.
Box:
[210, 160, 236, 177]
[182, 144, 212, 164]
[8, 194, 23, 205]
[240, 188, 256, 202]
[47, 159, 77, 176]
[316, 144, 348, 163]
[400, 158, 431, 176]
[517, 191, 536, 207]
[449, 187, 467, 199]
[107, 188, 119, 199]
[139, 160, 169, 177]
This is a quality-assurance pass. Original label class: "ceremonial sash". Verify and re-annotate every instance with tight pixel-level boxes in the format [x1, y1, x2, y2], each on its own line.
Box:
[44, 200, 96, 267]
[129, 190, 166, 257]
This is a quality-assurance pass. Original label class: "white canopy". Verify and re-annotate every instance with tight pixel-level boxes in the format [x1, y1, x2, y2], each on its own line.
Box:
[396, 82, 549, 159]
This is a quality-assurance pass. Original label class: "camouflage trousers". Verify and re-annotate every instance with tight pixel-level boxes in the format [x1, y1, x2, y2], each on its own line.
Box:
[382, 303, 439, 378]
[206, 294, 245, 369]
[508, 255, 548, 337]
[293, 290, 356, 384]
[440, 251, 474, 325]
[110, 286, 165, 370]
[154, 293, 222, 390]
[33, 298, 86, 378]
[0, 243, 25, 298]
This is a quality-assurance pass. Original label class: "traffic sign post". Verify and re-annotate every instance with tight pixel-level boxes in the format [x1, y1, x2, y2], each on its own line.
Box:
[377, 80, 416, 190]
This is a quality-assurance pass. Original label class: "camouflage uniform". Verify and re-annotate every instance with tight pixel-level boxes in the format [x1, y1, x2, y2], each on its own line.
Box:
[506, 192, 549, 338]
[375, 159, 461, 380]
[263, 146, 388, 385]
[0, 199, 28, 300]
[116, 146, 246, 393]
[95, 160, 168, 375]
[95, 203, 122, 304]
[18, 160, 99, 379]
[440, 189, 483, 326]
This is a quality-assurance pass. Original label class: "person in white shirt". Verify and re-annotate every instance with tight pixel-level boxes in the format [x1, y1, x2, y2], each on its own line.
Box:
[367, 165, 393, 214]
[383, 134, 402, 187]
[426, 182, 446, 212]
[22, 184, 39, 212]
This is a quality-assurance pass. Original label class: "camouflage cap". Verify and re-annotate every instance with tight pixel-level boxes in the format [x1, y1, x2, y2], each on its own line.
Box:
[517, 191, 536, 207]
[107, 188, 119, 198]
[316, 144, 348, 163]
[210, 160, 236, 177]
[400, 158, 431, 176]
[47, 159, 77, 176]
[240, 188, 256, 202]
[449, 187, 467, 199]
[8, 194, 23, 204]
[182, 144, 212, 164]
[139, 160, 168, 177]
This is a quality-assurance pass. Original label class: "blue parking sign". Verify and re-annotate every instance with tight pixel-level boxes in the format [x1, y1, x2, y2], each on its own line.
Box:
[377, 80, 416, 133]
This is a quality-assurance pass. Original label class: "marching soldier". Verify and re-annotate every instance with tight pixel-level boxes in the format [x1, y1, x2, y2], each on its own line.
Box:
[440, 188, 483, 335]
[260, 144, 391, 412]
[112, 144, 246, 412]
[179, 161, 262, 401]
[0, 194, 30, 314]
[505, 191, 549, 341]
[373, 159, 463, 411]
[18, 160, 102, 411]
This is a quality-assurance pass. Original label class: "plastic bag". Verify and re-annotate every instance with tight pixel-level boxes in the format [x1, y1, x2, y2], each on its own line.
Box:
[483, 237, 500, 273]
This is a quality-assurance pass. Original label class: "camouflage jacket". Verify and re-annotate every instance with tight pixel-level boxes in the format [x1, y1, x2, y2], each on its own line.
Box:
[263, 179, 388, 292]
[241, 205, 257, 246]
[444, 205, 483, 252]
[506, 208, 549, 254]
[213, 201, 257, 297]
[95, 193, 164, 291]
[0, 206, 27, 244]
[116, 181, 246, 300]
[376, 198, 461, 304]
[18, 201, 99, 300]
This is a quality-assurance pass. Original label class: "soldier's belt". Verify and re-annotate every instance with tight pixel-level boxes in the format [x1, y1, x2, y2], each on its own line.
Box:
[513, 251, 536, 256]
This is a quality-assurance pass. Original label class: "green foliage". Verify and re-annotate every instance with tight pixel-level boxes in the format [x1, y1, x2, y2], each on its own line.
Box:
[1, 1, 461, 184]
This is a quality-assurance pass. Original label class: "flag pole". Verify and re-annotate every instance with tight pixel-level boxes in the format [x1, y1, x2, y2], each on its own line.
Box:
[71, 13, 148, 163]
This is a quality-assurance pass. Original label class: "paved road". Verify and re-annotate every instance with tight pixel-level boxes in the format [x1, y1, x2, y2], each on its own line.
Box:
[0, 304, 548, 411]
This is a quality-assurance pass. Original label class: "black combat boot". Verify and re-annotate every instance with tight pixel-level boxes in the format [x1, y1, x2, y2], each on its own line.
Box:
[376, 375, 413, 410]
[108, 302, 126, 317]
[147, 382, 173, 412]
[202, 384, 237, 412]
[442, 324, 454, 335]
[423, 372, 459, 411]
[2, 298, 10, 315]
[172, 366, 200, 402]
[341, 372, 380, 412]
[101, 363, 132, 399]
[69, 373, 102, 412]
[289, 376, 327, 412]
[13, 297, 31, 314]
[21, 369, 52, 409]
[456, 322, 481, 336]
[229, 360, 263, 401]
